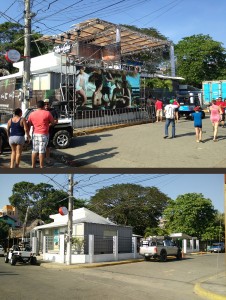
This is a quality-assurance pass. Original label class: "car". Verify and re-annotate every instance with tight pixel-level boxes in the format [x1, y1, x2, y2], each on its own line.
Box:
[0, 107, 73, 150]
[209, 242, 225, 253]
[0, 245, 4, 256]
[5, 243, 37, 265]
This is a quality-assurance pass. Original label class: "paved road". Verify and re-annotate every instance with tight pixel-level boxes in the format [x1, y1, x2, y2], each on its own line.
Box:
[0, 253, 225, 300]
[57, 115, 226, 169]
[1, 114, 226, 169]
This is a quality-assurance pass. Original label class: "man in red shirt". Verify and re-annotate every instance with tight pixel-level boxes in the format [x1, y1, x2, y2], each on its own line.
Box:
[155, 98, 163, 122]
[28, 100, 55, 168]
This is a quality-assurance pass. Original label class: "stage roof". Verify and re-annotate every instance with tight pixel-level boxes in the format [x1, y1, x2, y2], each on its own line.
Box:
[38, 18, 170, 56]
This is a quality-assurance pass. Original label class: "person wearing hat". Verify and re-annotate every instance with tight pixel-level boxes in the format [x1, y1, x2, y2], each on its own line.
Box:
[163, 99, 179, 139]
[191, 106, 203, 143]
[44, 99, 58, 165]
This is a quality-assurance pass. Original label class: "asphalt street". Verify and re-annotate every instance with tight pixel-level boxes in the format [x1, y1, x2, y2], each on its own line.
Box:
[0, 253, 225, 300]
[2, 114, 226, 169]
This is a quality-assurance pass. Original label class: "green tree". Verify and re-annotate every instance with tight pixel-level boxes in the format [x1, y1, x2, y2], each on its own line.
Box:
[0, 220, 10, 241]
[9, 181, 86, 223]
[88, 184, 170, 236]
[163, 193, 217, 239]
[175, 34, 226, 87]
[0, 22, 49, 75]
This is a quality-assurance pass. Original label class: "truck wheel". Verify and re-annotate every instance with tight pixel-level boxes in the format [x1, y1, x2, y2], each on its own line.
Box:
[30, 257, 37, 265]
[10, 257, 17, 266]
[52, 130, 71, 149]
[5, 254, 9, 263]
[159, 251, 167, 262]
[176, 250, 182, 260]
[144, 256, 150, 261]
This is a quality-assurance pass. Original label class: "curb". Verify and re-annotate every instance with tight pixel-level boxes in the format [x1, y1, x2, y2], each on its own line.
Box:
[194, 273, 226, 300]
[39, 258, 143, 270]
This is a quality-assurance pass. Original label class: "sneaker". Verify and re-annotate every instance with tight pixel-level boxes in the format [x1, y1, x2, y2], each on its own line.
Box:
[163, 136, 168, 139]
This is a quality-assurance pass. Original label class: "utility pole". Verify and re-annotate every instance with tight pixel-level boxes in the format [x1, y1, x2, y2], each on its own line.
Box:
[22, 0, 31, 112]
[66, 174, 74, 265]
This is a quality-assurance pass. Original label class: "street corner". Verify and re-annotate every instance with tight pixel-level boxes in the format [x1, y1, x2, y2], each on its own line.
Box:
[194, 273, 226, 300]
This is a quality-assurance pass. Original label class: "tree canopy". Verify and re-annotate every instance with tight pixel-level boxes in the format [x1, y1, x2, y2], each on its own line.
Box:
[163, 193, 217, 239]
[9, 181, 86, 223]
[175, 34, 226, 87]
[88, 183, 171, 236]
[0, 22, 49, 75]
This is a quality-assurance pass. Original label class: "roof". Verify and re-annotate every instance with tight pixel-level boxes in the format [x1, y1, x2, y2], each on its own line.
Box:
[39, 18, 170, 56]
[33, 207, 116, 231]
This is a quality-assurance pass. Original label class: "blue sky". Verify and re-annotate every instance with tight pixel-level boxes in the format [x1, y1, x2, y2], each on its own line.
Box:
[0, 174, 224, 213]
[1, 0, 226, 47]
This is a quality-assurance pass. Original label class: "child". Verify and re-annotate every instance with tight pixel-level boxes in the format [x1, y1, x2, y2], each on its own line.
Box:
[192, 106, 203, 143]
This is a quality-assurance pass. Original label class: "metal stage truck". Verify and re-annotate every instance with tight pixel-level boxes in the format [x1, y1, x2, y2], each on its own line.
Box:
[0, 18, 171, 135]
[176, 85, 205, 120]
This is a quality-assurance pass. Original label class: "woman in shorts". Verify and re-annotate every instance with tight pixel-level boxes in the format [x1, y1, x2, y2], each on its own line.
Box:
[209, 99, 222, 141]
[7, 108, 30, 168]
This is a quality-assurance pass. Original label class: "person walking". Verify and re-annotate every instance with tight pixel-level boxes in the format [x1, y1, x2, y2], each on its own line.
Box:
[163, 99, 178, 139]
[28, 100, 55, 168]
[173, 98, 180, 122]
[155, 98, 163, 122]
[44, 99, 58, 166]
[6, 108, 30, 168]
[209, 99, 222, 142]
[191, 106, 203, 143]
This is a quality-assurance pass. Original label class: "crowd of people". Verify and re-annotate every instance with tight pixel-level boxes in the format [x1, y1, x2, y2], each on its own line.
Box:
[5, 99, 58, 168]
[153, 96, 226, 143]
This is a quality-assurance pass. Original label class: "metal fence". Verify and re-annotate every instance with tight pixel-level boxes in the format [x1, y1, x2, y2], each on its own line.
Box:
[74, 106, 156, 130]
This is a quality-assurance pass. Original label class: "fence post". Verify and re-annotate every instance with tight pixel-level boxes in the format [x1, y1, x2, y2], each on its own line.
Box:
[113, 235, 118, 261]
[59, 234, 65, 263]
[89, 234, 94, 263]
[132, 236, 137, 258]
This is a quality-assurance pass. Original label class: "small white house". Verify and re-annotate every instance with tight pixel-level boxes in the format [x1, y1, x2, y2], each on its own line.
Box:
[32, 207, 139, 264]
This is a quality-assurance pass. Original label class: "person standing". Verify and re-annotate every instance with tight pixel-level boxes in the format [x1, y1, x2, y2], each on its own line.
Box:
[191, 106, 203, 143]
[44, 99, 58, 165]
[28, 100, 55, 168]
[209, 99, 222, 142]
[6, 108, 30, 168]
[155, 98, 163, 122]
[163, 99, 178, 139]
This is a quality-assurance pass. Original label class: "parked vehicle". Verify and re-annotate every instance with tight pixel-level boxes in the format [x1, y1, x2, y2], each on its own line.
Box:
[202, 80, 226, 104]
[176, 86, 205, 119]
[209, 242, 225, 253]
[5, 243, 37, 266]
[0, 245, 4, 256]
[0, 107, 73, 150]
[139, 236, 182, 262]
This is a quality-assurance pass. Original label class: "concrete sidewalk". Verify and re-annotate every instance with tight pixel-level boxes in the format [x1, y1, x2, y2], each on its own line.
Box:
[37, 254, 226, 300]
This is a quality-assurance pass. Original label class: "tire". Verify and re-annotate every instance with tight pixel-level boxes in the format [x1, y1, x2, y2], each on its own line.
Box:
[176, 250, 182, 260]
[159, 251, 167, 262]
[52, 130, 71, 149]
[30, 257, 37, 265]
[144, 256, 150, 261]
[5, 254, 9, 263]
[10, 256, 17, 266]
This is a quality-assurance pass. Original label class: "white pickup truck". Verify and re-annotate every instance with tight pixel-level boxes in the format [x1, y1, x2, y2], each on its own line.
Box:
[139, 236, 182, 262]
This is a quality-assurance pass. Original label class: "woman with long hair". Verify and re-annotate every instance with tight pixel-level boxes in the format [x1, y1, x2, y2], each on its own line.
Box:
[7, 108, 30, 168]
[209, 99, 222, 141]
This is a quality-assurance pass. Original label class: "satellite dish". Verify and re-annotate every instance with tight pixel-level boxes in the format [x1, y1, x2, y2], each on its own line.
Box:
[59, 206, 68, 216]
[5, 49, 21, 63]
